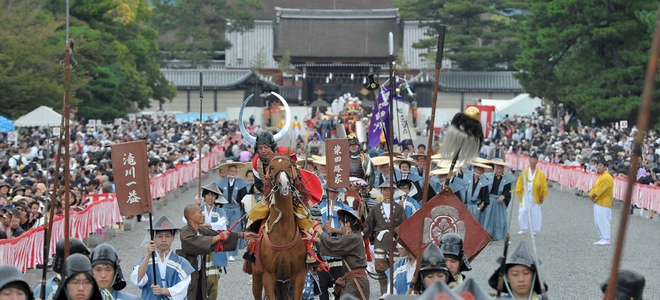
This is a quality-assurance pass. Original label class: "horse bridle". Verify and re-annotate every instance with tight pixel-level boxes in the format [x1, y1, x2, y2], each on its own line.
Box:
[265, 155, 297, 188]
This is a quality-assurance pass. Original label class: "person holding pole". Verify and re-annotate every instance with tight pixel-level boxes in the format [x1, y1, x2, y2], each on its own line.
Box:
[130, 216, 193, 300]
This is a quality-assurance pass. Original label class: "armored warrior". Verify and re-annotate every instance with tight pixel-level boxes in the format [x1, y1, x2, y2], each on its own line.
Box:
[34, 238, 91, 300]
[411, 243, 453, 295]
[438, 233, 471, 287]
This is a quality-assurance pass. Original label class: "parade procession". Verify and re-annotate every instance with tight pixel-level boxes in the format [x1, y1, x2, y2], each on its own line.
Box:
[4, 0, 660, 300]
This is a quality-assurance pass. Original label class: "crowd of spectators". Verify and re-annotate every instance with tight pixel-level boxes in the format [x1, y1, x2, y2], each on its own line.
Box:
[0, 113, 258, 240]
[476, 104, 659, 215]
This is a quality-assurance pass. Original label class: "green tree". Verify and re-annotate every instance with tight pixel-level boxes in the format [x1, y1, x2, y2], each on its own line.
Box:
[44, 0, 177, 120]
[396, 0, 524, 71]
[151, 0, 263, 68]
[0, 0, 79, 119]
[515, 0, 660, 124]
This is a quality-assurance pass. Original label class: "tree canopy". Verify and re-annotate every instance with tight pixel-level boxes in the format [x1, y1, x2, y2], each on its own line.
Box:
[0, 0, 175, 121]
[515, 0, 660, 125]
[396, 0, 524, 71]
[150, 0, 263, 68]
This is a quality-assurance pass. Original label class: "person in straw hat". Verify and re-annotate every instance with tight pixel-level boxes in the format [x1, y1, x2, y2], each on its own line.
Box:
[408, 153, 428, 187]
[363, 181, 407, 296]
[459, 162, 492, 226]
[371, 156, 402, 188]
[188, 182, 229, 299]
[394, 159, 423, 203]
[131, 215, 193, 300]
[393, 179, 420, 218]
[213, 162, 249, 261]
[482, 158, 516, 241]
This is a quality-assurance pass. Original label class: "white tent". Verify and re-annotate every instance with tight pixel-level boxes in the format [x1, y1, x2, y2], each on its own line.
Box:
[14, 106, 64, 127]
[480, 94, 543, 121]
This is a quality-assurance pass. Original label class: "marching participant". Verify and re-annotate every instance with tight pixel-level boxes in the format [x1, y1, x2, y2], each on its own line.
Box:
[90, 244, 140, 300]
[186, 182, 229, 300]
[409, 153, 428, 188]
[371, 157, 401, 188]
[438, 233, 471, 287]
[131, 216, 193, 300]
[488, 240, 548, 300]
[482, 159, 515, 241]
[53, 254, 104, 300]
[393, 179, 420, 218]
[312, 209, 370, 300]
[412, 243, 453, 295]
[599, 269, 645, 299]
[385, 243, 416, 295]
[317, 187, 353, 300]
[460, 162, 492, 225]
[363, 181, 407, 296]
[347, 133, 372, 192]
[394, 159, 423, 203]
[1, 265, 34, 300]
[213, 162, 248, 261]
[34, 238, 90, 300]
[515, 153, 548, 235]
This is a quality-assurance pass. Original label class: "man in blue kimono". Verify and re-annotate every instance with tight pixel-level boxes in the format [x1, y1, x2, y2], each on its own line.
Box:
[214, 162, 249, 261]
[460, 163, 492, 225]
[130, 215, 194, 300]
[426, 168, 469, 202]
[386, 243, 416, 295]
[34, 238, 90, 300]
[394, 179, 420, 217]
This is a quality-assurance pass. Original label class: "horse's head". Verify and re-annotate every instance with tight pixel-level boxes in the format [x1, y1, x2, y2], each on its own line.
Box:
[265, 154, 298, 197]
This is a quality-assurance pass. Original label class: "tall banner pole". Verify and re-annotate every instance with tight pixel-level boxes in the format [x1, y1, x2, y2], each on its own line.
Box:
[198, 72, 204, 200]
[409, 24, 446, 294]
[605, 7, 660, 300]
[62, 0, 74, 258]
[386, 32, 397, 295]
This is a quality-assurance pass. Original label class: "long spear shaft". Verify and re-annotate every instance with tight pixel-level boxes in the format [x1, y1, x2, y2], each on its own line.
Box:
[605, 7, 660, 300]
[62, 0, 72, 258]
[409, 24, 446, 295]
[198, 72, 203, 199]
[41, 122, 65, 300]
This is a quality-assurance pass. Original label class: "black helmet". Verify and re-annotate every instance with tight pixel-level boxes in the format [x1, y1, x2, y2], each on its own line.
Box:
[451, 277, 492, 300]
[600, 269, 645, 300]
[439, 233, 471, 272]
[414, 242, 451, 292]
[91, 243, 119, 268]
[488, 241, 548, 295]
[90, 243, 127, 291]
[255, 130, 277, 152]
[348, 133, 360, 146]
[55, 254, 103, 300]
[0, 265, 34, 300]
[53, 238, 90, 274]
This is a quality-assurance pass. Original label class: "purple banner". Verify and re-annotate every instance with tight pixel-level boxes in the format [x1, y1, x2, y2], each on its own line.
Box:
[368, 85, 405, 148]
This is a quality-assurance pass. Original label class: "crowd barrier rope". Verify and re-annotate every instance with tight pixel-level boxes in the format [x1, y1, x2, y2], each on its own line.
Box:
[0, 147, 223, 272]
[506, 153, 660, 213]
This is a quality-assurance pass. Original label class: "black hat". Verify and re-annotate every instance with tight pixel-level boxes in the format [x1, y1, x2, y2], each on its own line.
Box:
[0, 265, 33, 300]
[488, 241, 548, 294]
[147, 215, 180, 232]
[439, 233, 471, 272]
[54, 254, 103, 300]
[53, 238, 90, 274]
[600, 269, 645, 300]
[337, 209, 362, 230]
[451, 277, 493, 300]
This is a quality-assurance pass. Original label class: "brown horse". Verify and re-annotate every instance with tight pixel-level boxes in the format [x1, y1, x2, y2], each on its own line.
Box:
[252, 154, 307, 300]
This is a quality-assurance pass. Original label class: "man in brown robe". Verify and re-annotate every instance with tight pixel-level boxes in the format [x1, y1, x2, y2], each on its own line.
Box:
[363, 181, 407, 296]
[179, 204, 256, 300]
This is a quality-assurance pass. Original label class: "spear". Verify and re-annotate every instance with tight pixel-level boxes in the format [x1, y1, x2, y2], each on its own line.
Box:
[408, 24, 447, 295]
[62, 0, 74, 259]
[605, 6, 660, 300]
[40, 122, 65, 300]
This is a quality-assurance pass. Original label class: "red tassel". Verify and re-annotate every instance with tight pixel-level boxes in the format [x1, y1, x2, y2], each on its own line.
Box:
[364, 238, 373, 262]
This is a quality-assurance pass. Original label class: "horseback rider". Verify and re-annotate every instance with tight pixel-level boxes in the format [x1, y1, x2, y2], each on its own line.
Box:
[245, 130, 322, 235]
